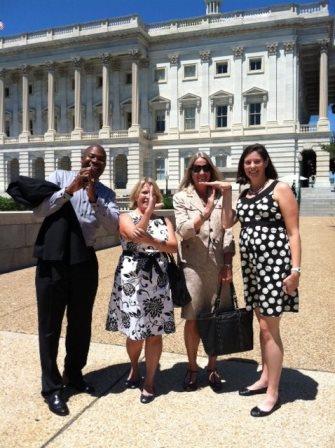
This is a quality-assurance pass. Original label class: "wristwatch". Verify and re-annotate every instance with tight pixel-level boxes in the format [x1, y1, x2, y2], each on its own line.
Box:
[291, 267, 301, 274]
[63, 190, 73, 201]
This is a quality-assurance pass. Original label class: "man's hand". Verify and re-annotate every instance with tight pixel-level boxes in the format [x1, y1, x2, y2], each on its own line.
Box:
[65, 168, 92, 195]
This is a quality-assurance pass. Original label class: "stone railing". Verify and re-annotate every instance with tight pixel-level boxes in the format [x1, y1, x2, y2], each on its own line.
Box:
[299, 124, 317, 133]
[1, 131, 130, 145]
[0, 209, 174, 273]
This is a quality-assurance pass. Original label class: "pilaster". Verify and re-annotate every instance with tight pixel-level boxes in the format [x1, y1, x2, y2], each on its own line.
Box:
[19, 65, 30, 143]
[129, 49, 140, 135]
[99, 53, 111, 138]
[199, 50, 211, 135]
[168, 53, 179, 136]
[44, 61, 56, 141]
[283, 42, 295, 127]
[231, 47, 244, 133]
[71, 58, 83, 140]
[266, 43, 278, 129]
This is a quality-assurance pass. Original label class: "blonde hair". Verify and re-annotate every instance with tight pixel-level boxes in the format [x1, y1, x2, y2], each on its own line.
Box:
[179, 152, 222, 190]
[129, 177, 164, 209]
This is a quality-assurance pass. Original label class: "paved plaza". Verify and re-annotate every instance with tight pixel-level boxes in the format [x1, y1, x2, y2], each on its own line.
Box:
[0, 217, 334, 448]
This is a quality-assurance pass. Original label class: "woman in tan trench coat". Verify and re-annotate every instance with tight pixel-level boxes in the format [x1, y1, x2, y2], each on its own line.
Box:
[173, 152, 234, 392]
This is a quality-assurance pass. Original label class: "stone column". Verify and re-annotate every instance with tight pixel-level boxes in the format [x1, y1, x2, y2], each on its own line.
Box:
[317, 39, 330, 130]
[45, 61, 56, 141]
[199, 50, 211, 135]
[71, 58, 83, 139]
[232, 46, 244, 133]
[99, 53, 111, 138]
[129, 49, 140, 135]
[58, 67, 68, 133]
[266, 43, 278, 128]
[0, 69, 5, 143]
[19, 65, 30, 142]
[140, 58, 150, 132]
[283, 42, 295, 127]
[84, 63, 94, 132]
[168, 53, 179, 136]
[11, 73, 20, 137]
[34, 70, 43, 135]
[111, 58, 121, 130]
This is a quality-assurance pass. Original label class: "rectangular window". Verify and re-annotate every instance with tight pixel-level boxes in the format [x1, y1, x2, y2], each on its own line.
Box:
[216, 105, 228, 128]
[155, 110, 165, 133]
[216, 62, 228, 75]
[71, 78, 75, 90]
[126, 72, 132, 84]
[249, 58, 262, 71]
[96, 76, 103, 88]
[126, 112, 132, 129]
[54, 115, 58, 132]
[28, 84, 33, 95]
[5, 87, 10, 98]
[5, 120, 10, 137]
[155, 158, 165, 180]
[184, 64, 196, 79]
[249, 103, 261, 126]
[98, 113, 103, 129]
[29, 119, 34, 135]
[184, 107, 196, 130]
[215, 154, 227, 168]
[154, 68, 166, 82]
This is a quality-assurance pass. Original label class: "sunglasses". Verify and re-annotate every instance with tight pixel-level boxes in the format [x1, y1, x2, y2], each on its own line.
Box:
[191, 164, 211, 173]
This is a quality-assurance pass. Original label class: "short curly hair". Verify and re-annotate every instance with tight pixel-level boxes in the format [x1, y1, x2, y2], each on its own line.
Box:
[129, 177, 163, 209]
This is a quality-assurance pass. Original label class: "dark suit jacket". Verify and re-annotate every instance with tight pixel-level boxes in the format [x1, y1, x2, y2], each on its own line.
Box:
[7, 176, 90, 264]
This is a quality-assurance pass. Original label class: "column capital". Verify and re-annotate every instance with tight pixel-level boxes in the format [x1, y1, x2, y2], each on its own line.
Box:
[168, 53, 179, 66]
[283, 41, 295, 54]
[110, 58, 121, 71]
[128, 48, 141, 60]
[20, 64, 30, 75]
[266, 42, 278, 56]
[72, 57, 82, 69]
[199, 50, 211, 64]
[232, 46, 244, 59]
[100, 53, 111, 65]
[318, 38, 330, 53]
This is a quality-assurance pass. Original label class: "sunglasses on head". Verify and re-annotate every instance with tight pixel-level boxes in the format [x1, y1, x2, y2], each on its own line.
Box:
[191, 164, 211, 173]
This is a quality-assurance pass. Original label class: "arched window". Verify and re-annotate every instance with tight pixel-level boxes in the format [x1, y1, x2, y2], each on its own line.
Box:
[9, 158, 19, 183]
[114, 154, 128, 189]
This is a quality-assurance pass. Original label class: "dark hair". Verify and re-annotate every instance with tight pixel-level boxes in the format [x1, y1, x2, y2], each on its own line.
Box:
[82, 144, 106, 159]
[179, 152, 222, 190]
[236, 144, 278, 184]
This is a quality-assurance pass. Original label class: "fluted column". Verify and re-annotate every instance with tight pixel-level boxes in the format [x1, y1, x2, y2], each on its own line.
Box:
[129, 49, 140, 135]
[168, 53, 179, 136]
[45, 61, 56, 141]
[0, 69, 5, 142]
[71, 58, 83, 139]
[283, 42, 295, 126]
[99, 53, 111, 138]
[232, 46, 244, 133]
[111, 58, 121, 130]
[266, 43, 278, 128]
[317, 39, 330, 130]
[199, 50, 211, 134]
[19, 65, 30, 142]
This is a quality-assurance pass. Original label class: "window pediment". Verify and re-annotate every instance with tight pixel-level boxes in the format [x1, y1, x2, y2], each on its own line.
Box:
[178, 93, 201, 113]
[243, 87, 268, 105]
[149, 96, 171, 112]
[210, 90, 234, 110]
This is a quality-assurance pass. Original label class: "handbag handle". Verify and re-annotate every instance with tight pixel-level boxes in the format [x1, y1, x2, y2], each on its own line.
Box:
[213, 281, 238, 312]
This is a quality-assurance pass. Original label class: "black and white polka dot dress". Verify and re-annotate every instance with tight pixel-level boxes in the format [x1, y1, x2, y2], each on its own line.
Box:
[236, 180, 299, 317]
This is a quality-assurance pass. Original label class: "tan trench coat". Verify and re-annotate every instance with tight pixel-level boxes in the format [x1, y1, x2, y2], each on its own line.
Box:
[173, 185, 235, 319]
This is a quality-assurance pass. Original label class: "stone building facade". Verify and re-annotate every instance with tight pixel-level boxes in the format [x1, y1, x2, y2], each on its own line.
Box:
[0, 0, 334, 193]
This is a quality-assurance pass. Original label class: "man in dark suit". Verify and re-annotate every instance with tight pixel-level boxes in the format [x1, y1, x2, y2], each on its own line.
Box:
[33, 144, 119, 416]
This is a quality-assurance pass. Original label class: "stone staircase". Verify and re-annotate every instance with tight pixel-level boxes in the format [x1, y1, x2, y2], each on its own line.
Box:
[300, 187, 335, 216]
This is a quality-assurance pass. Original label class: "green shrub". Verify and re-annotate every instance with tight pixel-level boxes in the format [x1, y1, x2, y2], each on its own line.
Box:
[0, 196, 29, 211]
[163, 194, 173, 209]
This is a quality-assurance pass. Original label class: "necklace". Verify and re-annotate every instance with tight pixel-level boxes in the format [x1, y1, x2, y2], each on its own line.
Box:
[248, 179, 268, 196]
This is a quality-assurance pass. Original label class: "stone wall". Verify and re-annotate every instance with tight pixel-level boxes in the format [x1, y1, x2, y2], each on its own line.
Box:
[0, 210, 175, 273]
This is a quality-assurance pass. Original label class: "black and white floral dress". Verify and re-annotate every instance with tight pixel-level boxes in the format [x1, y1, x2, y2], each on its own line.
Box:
[236, 181, 299, 317]
[106, 212, 175, 340]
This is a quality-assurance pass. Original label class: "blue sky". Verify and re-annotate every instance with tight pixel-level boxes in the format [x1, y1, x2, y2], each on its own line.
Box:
[1, 0, 334, 129]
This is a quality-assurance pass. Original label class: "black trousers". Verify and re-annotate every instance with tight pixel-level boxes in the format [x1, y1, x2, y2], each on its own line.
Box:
[35, 250, 98, 396]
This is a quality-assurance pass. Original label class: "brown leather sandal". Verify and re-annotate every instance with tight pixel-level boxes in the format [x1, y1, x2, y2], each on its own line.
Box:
[183, 369, 198, 391]
[207, 369, 223, 392]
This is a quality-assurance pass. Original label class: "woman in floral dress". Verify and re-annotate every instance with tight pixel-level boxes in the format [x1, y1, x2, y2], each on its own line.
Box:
[106, 178, 177, 403]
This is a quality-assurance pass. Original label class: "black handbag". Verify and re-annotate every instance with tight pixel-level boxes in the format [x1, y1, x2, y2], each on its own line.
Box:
[166, 254, 191, 308]
[197, 282, 253, 356]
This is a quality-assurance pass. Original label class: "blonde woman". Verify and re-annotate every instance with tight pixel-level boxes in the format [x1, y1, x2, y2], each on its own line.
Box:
[106, 178, 177, 403]
[173, 153, 234, 392]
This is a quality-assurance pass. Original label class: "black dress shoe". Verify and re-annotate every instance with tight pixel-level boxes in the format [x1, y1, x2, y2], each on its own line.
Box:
[67, 379, 95, 395]
[125, 378, 141, 389]
[140, 393, 155, 404]
[250, 398, 281, 417]
[207, 369, 224, 393]
[239, 387, 267, 396]
[45, 392, 69, 416]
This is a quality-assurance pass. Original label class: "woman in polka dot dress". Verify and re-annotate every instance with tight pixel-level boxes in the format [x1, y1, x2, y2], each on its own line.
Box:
[205, 143, 301, 417]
